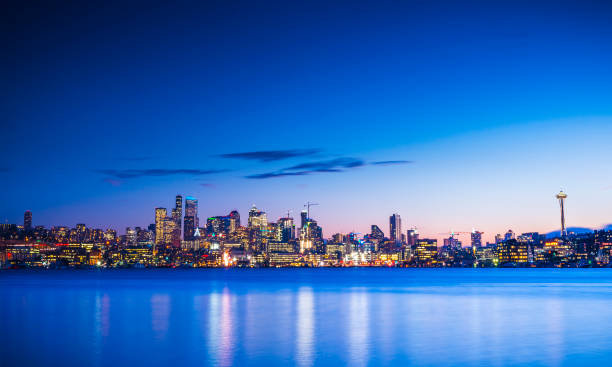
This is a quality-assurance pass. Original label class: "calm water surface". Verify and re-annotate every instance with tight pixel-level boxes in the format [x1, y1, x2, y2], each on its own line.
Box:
[1, 269, 612, 366]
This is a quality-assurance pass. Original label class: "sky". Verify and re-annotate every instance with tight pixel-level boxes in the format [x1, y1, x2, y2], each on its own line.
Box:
[3, 0, 612, 244]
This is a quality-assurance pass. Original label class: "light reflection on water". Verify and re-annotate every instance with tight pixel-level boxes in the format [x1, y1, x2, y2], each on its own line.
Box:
[2, 269, 612, 366]
[348, 290, 369, 367]
[296, 287, 314, 367]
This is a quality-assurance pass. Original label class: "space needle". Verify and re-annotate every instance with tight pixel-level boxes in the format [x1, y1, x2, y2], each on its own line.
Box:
[556, 190, 568, 237]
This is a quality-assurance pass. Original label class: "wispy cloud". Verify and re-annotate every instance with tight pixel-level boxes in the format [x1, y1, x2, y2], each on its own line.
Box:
[98, 169, 228, 179]
[370, 160, 414, 166]
[247, 171, 311, 179]
[285, 157, 365, 171]
[200, 183, 216, 188]
[246, 157, 365, 179]
[218, 149, 321, 162]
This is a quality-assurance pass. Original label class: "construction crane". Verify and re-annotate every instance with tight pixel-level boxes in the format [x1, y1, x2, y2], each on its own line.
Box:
[437, 231, 472, 237]
[304, 202, 319, 219]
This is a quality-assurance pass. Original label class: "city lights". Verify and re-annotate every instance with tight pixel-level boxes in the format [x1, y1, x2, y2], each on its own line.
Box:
[1, 192, 611, 269]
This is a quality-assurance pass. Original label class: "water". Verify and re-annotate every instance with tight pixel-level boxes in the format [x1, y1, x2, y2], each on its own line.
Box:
[1, 269, 612, 366]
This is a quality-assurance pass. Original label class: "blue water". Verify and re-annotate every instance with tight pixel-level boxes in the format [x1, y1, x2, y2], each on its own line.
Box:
[1, 269, 612, 366]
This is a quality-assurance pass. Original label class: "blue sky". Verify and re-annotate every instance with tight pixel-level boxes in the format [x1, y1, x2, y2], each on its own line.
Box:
[2, 0, 612, 243]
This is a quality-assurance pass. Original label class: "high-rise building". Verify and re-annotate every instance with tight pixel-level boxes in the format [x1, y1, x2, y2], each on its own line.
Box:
[155, 208, 167, 245]
[206, 216, 229, 236]
[163, 218, 176, 244]
[184, 216, 195, 241]
[444, 235, 462, 249]
[248, 205, 268, 230]
[126, 227, 137, 245]
[278, 217, 295, 242]
[371, 225, 384, 242]
[389, 214, 402, 244]
[504, 229, 515, 241]
[75, 223, 87, 242]
[332, 233, 347, 243]
[229, 210, 240, 232]
[184, 196, 199, 240]
[471, 230, 483, 248]
[299, 209, 323, 253]
[24, 210, 32, 231]
[171, 195, 182, 246]
[406, 228, 419, 247]
[300, 210, 308, 229]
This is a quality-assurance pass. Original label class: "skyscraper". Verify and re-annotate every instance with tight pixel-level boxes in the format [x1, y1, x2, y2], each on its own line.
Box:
[126, 227, 137, 245]
[229, 210, 240, 232]
[471, 230, 483, 248]
[389, 213, 402, 244]
[248, 205, 268, 230]
[171, 195, 182, 246]
[278, 217, 295, 242]
[163, 218, 176, 244]
[23, 210, 32, 230]
[300, 210, 308, 229]
[155, 208, 167, 245]
[184, 196, 198, 240]
[183, 216, 195, 241]
[556, 190, 568, 237]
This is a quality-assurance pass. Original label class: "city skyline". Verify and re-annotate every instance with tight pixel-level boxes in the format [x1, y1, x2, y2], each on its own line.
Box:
[5, 188, 612, 247]
[3, 188, 611, 269]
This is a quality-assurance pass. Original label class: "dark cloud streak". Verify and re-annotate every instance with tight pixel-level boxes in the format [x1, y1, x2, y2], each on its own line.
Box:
[218, 149, 321, 162]
[370, 160, 414, 166]
[245, 157, 365, 179]
[246, 171, 311, 179]
[285, 157, 365, 171]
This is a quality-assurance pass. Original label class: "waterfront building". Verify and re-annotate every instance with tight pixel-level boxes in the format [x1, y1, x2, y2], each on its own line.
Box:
[496, 240, 529, 265]
[414, 239, 438, 264]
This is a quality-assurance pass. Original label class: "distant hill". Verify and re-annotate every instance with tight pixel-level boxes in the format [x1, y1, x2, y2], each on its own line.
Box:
[546, 227, 594, 238]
